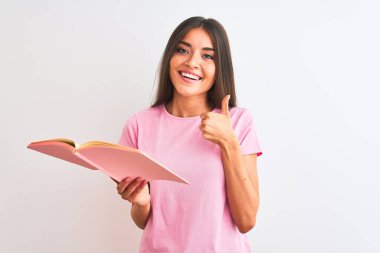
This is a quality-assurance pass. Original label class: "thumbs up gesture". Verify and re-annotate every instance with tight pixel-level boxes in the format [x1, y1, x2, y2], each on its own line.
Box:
[199, 95, 237, 147]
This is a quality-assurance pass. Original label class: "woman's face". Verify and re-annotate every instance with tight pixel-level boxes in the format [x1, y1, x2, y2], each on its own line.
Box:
[169, 28, 216, 101]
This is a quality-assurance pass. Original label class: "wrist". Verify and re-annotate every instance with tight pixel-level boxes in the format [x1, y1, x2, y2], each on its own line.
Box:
[219, 133, 240, 152]
[134, 201, 150, 209]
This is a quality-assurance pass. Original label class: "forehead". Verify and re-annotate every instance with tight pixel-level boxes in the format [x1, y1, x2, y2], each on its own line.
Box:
[180, 28, 214, 48]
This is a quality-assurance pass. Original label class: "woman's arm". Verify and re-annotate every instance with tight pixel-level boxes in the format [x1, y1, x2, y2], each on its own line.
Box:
[219, 137, 260, 234]
[131, 202, 151, 229]
[199, 95, 260, 233]
[117, 177, 151, 229]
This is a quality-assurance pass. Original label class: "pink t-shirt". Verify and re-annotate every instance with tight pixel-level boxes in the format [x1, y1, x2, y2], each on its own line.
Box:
[119, 104, 263, 253]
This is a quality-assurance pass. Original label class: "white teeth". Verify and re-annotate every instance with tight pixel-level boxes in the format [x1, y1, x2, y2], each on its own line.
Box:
[180, 72, 201, 80]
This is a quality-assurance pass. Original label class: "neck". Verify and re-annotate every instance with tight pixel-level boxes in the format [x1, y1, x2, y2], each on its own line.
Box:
[165, 95, 212, 118]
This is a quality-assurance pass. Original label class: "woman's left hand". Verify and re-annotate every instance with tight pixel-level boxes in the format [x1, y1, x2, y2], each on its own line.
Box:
[199, 95, 237, 147]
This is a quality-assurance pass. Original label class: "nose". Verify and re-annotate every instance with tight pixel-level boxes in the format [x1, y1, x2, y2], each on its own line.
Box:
[185, 53, 200, 68]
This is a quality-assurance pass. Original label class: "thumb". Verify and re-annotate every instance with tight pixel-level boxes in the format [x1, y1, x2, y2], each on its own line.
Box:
[221, 95, 230, 116]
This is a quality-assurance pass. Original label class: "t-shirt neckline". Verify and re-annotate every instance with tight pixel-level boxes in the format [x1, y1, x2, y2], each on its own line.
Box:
[161, 104, 218, 120]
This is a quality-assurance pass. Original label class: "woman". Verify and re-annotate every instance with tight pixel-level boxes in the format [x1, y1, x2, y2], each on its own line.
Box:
[117, 16, 263, 252]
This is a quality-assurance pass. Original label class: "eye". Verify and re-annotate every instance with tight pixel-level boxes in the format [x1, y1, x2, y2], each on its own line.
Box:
[175, 47, 188, 54]
[203, 54, 214, 60]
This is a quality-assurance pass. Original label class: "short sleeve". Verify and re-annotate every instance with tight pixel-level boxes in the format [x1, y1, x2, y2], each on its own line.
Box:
[118, 113, 139, 149]
[234, 109, 263, 157]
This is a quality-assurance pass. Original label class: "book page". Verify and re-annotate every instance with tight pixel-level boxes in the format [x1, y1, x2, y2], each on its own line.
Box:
[27, 140, 98, 170]
[76, 145, 189, 184]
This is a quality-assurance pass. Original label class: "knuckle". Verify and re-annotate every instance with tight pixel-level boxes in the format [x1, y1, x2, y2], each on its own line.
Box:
[125, 188, 132, 196]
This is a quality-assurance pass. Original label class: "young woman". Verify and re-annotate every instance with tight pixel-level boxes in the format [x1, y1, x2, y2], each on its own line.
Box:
[116, 16, 263, 252]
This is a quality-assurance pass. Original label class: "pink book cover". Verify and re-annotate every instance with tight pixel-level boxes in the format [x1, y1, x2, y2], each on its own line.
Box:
[27, 138, 189, 184]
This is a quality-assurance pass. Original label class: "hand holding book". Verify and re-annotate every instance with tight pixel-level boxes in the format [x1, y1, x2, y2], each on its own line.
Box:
[116, 176, 151, 207]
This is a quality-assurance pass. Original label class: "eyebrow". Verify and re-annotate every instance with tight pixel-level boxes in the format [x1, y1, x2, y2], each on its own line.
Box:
[178, 41, 215, 52]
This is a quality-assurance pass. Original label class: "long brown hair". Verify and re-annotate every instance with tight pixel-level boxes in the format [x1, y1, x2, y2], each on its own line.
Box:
[151, 16, 236, 109]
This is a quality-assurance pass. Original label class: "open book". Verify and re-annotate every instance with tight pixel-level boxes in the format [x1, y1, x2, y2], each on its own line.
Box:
[27, 138, 188, 184]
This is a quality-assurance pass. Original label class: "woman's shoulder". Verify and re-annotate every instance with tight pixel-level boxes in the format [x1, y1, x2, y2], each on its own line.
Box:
[128, 104, 164, 121]
[135, 105, 163, 115]
[229, 106, 253, 119]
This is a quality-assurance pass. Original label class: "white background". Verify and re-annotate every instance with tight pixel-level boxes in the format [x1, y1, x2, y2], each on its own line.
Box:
[1, 0, 379, 252]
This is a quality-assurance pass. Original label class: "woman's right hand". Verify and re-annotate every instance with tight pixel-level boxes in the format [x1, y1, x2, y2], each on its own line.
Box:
[116, 177, 150, 207]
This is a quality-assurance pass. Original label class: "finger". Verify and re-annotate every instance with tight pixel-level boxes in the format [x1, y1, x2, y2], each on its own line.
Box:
[117, 177, 132, 194]
[199, 121, 209, 132]
[200, 117, 209, 125]
[200, 113, 208, 120]
[124, 177, 144, 197]
[130, 180, 148, 197]
[221, 95, 230, 116]
[201, 131, 212, 140]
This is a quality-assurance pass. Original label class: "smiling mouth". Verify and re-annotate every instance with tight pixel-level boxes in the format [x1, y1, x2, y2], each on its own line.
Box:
[179, 71, 202, 81]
